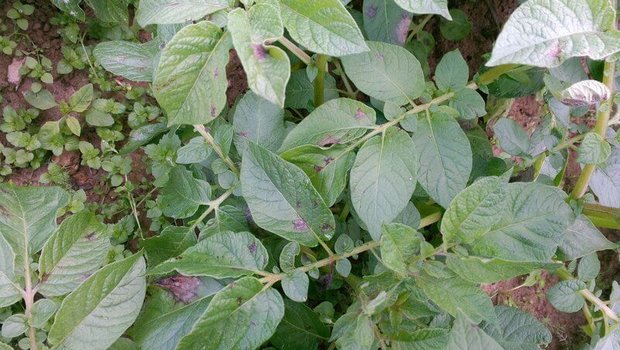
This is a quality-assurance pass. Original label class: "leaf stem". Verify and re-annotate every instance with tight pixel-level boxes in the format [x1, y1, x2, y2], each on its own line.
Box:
[278, 37, 312, 65]
[333, 59, 357, 99]
[407, 14, 433, 43]
[258, 211, 445, 284]
[23, 261, 37, 350]
[570, 7, 616, 200]
[314, 54, 328, 107]
[194, 124, 239, 175]
[557, 268, 619, 323]
[188, 187, 236, 232]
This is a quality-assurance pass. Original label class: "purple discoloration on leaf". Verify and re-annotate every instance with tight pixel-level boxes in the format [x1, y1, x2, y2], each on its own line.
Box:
[319, 273, 333, 289]
[156, 275, 201, 304]
[210, 105, 217, 117]
[374, 52, 384, 61]
[214, 67, 219, 78]
[252, 43, 267, 60]
[354, 108, 367, 120]
[292, 218, 309, 231]
[248, 242, 257, 254]
[314, 165, 324, 173]
[323, 156, 334, 165]
[85, 232, 97, 241]
[547, 43, 562, 60]
[318, 135, 340, 147]
[239, 131, 249, 137]
[366, 5, 378, 18]
[321, 223, 333, 233]
[395, 14, 412, 45]
[244, 206, 255, 225]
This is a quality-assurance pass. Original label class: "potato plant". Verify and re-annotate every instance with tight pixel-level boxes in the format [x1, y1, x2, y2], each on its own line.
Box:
[0, 0, 619, 349]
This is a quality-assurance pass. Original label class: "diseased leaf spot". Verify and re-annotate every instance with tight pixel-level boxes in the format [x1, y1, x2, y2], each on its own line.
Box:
[354, 108, 367, 120]
[323, 156, 334, 165]
[373, 52, 384, 61]
[210, 105, 217, 117]
[296, 201, 302, 209]
[239, 131, 248, 137]
[248, 242, 257, 254]
[395, 15, 412, 45]
[321, 223, 333, 232]
[365, 5, 377, 18]
[236, 296, 245, 305]
[292, 218, 309, 231]
[318, 135, 339, 147]
[213, 67, 219, 78]
[252, 43, 267, 61]
[314, 165, 324, 173]
[85, 232, 97, 241]
[156, 275, 200, 304]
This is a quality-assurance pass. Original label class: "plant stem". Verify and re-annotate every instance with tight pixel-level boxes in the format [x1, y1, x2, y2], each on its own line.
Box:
[188, 187, 235, 232]
[557, 268, 619, 323]
[407, 14, 433, 43]
[314, 54, 328, 107]
[194, 124, 239, 175]
[570, 5, 616, 200]
[278, 36, 312, 65]
[23, 258, 37, 350]
[333, 59, 356, 98]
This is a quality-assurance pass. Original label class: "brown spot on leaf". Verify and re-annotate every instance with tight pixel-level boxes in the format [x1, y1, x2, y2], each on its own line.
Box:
[292, 218, 309, 231]
[85, 232, 97, 241]
[156, 275, 201, 304]
[318, 135, 339, 147]
[365, 5, 377, 18]
[314, 165, 324, 173]
[252, 43, 267, 61]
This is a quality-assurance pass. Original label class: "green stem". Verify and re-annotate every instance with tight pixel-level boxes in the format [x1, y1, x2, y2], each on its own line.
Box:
[557, 268, 619, 323]
[278, 36, 311, 65]
[582, 203, 620, 229]
[570, 5, 616, 200]
[188, 187, 235, 232]
[406, 14, 433, 43]
[333, 59, 356, 98]
[194, 124, 239, 175]
[23, 260, 37, 350]
[314, 54, 328, 107]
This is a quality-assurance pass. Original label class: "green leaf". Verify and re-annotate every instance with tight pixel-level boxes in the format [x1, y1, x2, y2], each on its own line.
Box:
[1, 314, 28, 339]
[149, 231, 268, 278]
[363, 0, 412, 45]
[394, 0, 451, 20]
[280, 0, 368, 56]
[65, 116, 81, 136]
[392, 329, 449, 350]
[136, 0, 229, 26]
[487, 0, 620, 67]
[439, 9, 471, 41]
[470, 182, 574, 262]
[200, 205, 250, 238]
[342, 41, 424, 105]
[380, 223, 422, 274]
[233, 91, 286, 154]
[450, 88, 487, 120]
[281, 145, 356, 207]
[336, 258, 352, 277]
[279, 241, 300, 272]
[546, 280, 586, 313]
[555, 79, 611, 106]
[331, 312, 375, 349]
[280, 98, 376, 151]
[241, 142, 335, 247]
[141, 226, 197, 266]
[558, 214, 616, 260]
[417, 262, 496, 324]
[441, 176, 506, 246]
[51, 0, 85, 21]
[38, 211, 110, 297]
[435, 50, 468, 92]
[446, 255, 559, 284]
[0, 234, 20, 308]
[282, 270, 309, 302]
[158, 166, 211, 219]
[577, 132, 611, 164]
[0, 184, 69, 260]
[412, 109, 472, 208]
[590, 146, 620, 208]
[176, 137, 212, 164]
[24, 89, 57, 110]
[285, 70, 339, 109]
[68, 84, 94, 112]
[177, 277, 285, 350]
[271, 300, 330, 350]
[94, 41, 158, 82]
[84, 0, 128, 23]
[482, 306, 552, 350]
[350, 128, 418, 240]
[493, 117, 531, 156]
[31, 299, 58, 328]
[228, 8, 290, 107]
[133, 298, 211, 350]
[48, 254, 146, 349]
[577, 253, 600, 281]
[446, 314, 503, 350]
[153, 21, 232, 125]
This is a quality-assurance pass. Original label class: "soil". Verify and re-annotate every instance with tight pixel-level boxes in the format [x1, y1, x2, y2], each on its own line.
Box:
[0, 1, 615, 349]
